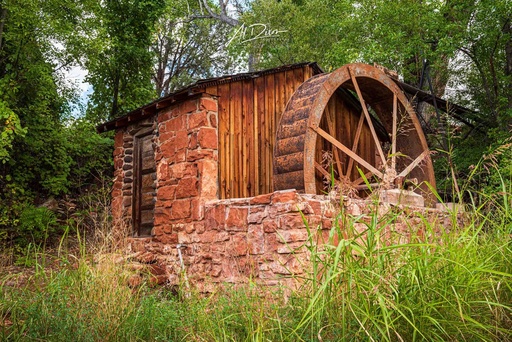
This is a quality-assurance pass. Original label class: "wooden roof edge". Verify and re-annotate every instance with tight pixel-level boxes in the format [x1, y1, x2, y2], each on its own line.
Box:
[96, 90, 207, 133]
[394, 79, 482, 127]
[97, 62, 322, 133]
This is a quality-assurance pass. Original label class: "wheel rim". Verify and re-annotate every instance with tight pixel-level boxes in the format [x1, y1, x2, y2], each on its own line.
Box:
[274, 63, 436, 204]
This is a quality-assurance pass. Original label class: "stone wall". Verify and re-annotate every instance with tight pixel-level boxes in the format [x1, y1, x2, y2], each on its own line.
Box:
[152, 94, 219, 245]
[111, 93, 219, 241]
[125, 189, 457, 292]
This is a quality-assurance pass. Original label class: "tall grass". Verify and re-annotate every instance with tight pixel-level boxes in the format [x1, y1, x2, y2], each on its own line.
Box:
[1, 187, 512, 340]
[295, 200, 512, 341]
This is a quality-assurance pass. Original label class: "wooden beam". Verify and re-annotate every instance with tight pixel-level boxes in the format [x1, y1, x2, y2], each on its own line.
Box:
[313, 126, 383, 178]
[349, 67, 387, 166]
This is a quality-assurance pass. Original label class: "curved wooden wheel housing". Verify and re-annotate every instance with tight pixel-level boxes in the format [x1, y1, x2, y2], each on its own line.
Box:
[273, 63, 436, 204]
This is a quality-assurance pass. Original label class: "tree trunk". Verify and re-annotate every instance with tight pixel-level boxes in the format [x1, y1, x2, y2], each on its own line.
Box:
[503, 18, 512, 112]
[0, 7, 7, 52]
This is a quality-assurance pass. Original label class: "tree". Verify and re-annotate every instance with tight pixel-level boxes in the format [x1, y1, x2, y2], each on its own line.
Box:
[85, 0, 165, 122]
[152, 0, 235, 96]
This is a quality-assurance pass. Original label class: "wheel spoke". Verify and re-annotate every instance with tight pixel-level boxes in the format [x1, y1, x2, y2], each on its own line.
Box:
[349, 67, 387, 166]
[352, 170, 375, 186]
[354, 183, 380, 191]
[313, 126, 383, 178]
[346, 110, 365, 177]
[398, 150, 430, 178]
[391, 94, 398, 172]
[315, 161, 335, 184]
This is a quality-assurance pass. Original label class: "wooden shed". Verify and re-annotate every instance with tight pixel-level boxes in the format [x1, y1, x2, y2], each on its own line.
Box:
[98, 62, 447, 237]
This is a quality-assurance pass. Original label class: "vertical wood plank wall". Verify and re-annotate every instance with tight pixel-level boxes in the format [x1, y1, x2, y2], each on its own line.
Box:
[315, 92, 376, 193]
[205, 65, 314, 199]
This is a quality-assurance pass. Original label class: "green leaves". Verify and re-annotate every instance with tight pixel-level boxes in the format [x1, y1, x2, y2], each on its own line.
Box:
[0, 100, 26, 163]
[85, 0, 165, 121]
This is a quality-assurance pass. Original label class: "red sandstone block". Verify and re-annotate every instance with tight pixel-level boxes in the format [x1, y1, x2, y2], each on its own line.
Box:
[250, 193, 272, 205]
[225, 207, 248, 229]
[157, 161, 169, 182]
[322, 218, 332, 229]
[307, 200, 323, 215]
[188, 111, 209, 129]
[210, 265, 222, 277]
[159, 129, 175, 143]
[175, 150, 186, 163]
[175, 130, 188, 150]
[190, 198, 203, 220]
[166, 116, 186, 132]
[195, 222, 205, 234]
[324, 206, 335, 218]
[307, 215, 322, 228]
[156, 232, 178, 244]
[204, 204, 226, 229]
[316, 229, 332, 245]
[230, 234, 247, 256]
[154, 150, 163, 162]
[149, 263, 166, 276]
[114, 131, 124, 147]
[265, 233, 278, 253]
[210, 243, 226, 255]
[171, 199, 191, 219]
[122, 197, 131, 207]
[158, 108, 173, 123]
[209, 113, 217, 128]
[276, 242, 305, 255]
[169, 163, 198, 179]
[114, 158, 123, 169]
[263, 220, 277, 233]
[200, 97, 218, 112]
[279, 214, 306, 230]
[159, 106, 181, 122]
[247, 225, 264, 255]
[171, 223, 186, 232]
[112, 189, 122, 198]
[187, 149, 214, 162]
[188, 132, 198, 149]
[175, 177, 198, 199]
[158, 185, 176, 201]
[154, 210, 171, 226]
[153, 225, 165, 236]
[271, 190, 300, 204]
[180, 99, 197, 114]
[276, 229, 309, 243]
[247, 210, 267, 224]
[185, 223, 195, 234]
[269, 260, 292, 274]
[202, 230, 229, 243]
[197, 127, 218, 149]
[160, 139, 176, 158]
[267, 203, 293, 218]
[113, 147, 123, 158]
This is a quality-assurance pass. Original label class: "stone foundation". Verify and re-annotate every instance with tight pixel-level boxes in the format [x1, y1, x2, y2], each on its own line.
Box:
[124, 189, 459, 292]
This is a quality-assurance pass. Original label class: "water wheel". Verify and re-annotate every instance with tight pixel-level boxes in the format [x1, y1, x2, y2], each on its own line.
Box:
[273, 63, 436, 204]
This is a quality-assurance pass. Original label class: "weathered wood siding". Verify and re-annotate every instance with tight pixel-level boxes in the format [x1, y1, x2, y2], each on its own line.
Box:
[204, 65, 315, 199]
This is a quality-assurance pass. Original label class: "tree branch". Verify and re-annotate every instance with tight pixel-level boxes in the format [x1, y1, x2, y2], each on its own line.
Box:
[199, 0, 239, 27]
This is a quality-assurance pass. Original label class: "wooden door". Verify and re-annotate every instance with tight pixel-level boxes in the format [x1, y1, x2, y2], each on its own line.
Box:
[133, 133, 156, 236]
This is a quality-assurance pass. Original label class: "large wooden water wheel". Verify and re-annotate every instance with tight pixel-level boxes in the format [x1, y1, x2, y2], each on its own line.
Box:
[273, 63, 436, 204]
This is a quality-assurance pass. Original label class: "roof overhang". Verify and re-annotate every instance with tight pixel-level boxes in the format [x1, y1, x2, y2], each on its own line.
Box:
[96, 62, 322, 133]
